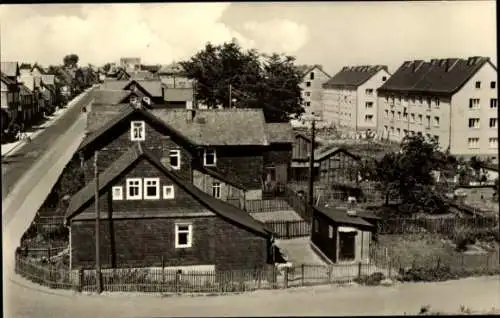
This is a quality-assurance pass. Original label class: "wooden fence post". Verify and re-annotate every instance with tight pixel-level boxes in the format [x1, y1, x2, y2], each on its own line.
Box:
[175, 270, 181, 293]
[78, 268, 84, 292]
[301, 264, 305, 286]
[161, 256, 165, 291]
[357, 262, 362, 279]
[284, 267, 289, 288]
[286, 222, 290, 239]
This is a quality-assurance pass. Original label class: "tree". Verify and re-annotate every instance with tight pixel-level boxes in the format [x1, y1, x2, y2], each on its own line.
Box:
[180, 41, 304, 122]
[63, 54, 79, 69]
[103, 63, 112, 73]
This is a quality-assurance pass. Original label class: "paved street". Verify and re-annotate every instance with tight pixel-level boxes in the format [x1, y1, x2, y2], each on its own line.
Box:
[1, 88, 93, 200]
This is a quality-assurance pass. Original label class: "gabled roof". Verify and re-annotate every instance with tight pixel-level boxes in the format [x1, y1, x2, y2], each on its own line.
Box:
[31, 63, 46, 74]
[323, 65, 388, 89]
[163, 87, 193, 101]
[266, 123, 294, 144]
[313, 145, 361, 162]
[78, 104, 193, 153]
[150, 108, 269, 146]
[299, 64, 331, 80]
[65, 144, 271, 237]
[92, 89, 132, 105]
[314, 206, 374, 228]
[377, 57, 495, 96]
[1, 72, 16, 86]
[126, 80, 163, 97]
[0, 61, 20, 78]
[19, 63, 32, 70]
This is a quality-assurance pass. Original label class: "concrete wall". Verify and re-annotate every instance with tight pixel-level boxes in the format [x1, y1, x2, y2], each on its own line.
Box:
[355, 69, 390, 132]
[300, 67, 331, 120]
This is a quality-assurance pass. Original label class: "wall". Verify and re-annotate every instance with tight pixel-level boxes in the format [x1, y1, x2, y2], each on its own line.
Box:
[451, 62, 498, 159]
[300, 67, 331, 120]
[192, 169, 243, 201]
[310, 210, 337, 262]
[322, 87, 357, 130]
[81, 114, 193, 185]
[264, 143, 292, 186]
[292, 135, 312, 160]
[318, 151, 360, 186]
[356, 69, 390, 132]
[71, 215, 269, 271]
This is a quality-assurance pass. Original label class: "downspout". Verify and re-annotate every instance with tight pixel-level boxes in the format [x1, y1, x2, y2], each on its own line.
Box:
[448, 97, 452, 152]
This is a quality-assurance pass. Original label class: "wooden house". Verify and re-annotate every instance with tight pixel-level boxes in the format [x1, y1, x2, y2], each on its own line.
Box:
[314, 145, 361, 188]
[65, 144, 274, 271]
[290, 132, 321, 183]
[101, 79, 166, 107]
[263, 123, 294, 197]
[310, 206, 376, 264]
[76, 104, 249, 203]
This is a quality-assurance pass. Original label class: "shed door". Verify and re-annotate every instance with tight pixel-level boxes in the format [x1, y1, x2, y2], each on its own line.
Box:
[338, 232, 356, 261]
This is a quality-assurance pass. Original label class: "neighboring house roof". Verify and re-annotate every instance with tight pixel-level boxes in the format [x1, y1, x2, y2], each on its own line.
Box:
[266, 123, 294, 144]
[323, 65, 388, 89]
[101, 79, 130, 90]
[194, 164, 248, 191]
[163, 87, 193, 102]
[377, 56, 495, 96]
[19, 63, 32, 70]
[19, 84, 32, 95]
[1, 72, 16, 86]
[314, 206, 375, 228]
[299, 64, 331, 80]
[92, 89, 132, 105]
[127, 80, 163, 97]
[31, 64, 46, 74]
[150, 108, 269, 146]
[65, 144, 271, 237]
[41, 74, 55, 86]
[313, 145, 361, 162]
[78, 104, 193, 152]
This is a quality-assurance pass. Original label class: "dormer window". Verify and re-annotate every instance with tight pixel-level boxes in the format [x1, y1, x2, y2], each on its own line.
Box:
[130, 121, 145, 141]
[204, 149, 216, 166]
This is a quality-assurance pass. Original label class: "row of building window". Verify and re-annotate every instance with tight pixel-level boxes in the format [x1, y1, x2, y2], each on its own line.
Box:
[383, 126, 439, 141]
[475, 81, 496, 89]
[112, 178, 223, 201]
[468, 118, 498, 128]
[469, 98, 497, 109]
[468, 137, 498, 149]
[384, 110, 439, 126]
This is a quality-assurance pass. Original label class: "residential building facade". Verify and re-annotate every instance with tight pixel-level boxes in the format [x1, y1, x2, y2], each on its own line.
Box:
[298, 65, 331, 121]
[322, 65, 390, 137]
[377, 56, 498, 161]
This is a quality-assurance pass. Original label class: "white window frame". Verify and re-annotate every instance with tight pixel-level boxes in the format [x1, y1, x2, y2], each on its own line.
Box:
[169, 149, 181, 170]
[175, 223, 193, 249]
[468, 118, 480, 129]
[433, 116, 440, 127]
[365, 114, 373, 122]
[469, 98, 480, 109]
[328, 225, 334, 239]
[365, 101, 373, 108]
[163, 185, 175, 199]
[204, 149, 217, 167]
[112, 186, 123, 201]
[489, 137, 498, 149]
[143, 178, 160, 200]
[130, 121, 145, 141]
[468, 137, 480, 149]
[126, 178, 142, 200]
[212, 182, 221, 198]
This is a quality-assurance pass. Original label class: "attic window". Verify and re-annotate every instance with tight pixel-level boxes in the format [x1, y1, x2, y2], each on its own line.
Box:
[130, 121, 145, 141]
[310, 72, 315, 80]
[475, 81, 481, 89]
[382, 76, 387, 81]
[112, 186, 123, 200]
[204, 149, 216, 166]
[126, 178, 142, 200]
[169, 149, 181, 170]
[144, 178, 160, 200]
[163, 185, 175, 199]
[306, 81, 311, 87]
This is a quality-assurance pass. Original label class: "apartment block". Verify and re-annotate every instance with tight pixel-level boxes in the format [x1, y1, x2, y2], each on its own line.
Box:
[377, 56, 498, 161]
[298, 65, 331, 120]
[321, 65, 390, 135]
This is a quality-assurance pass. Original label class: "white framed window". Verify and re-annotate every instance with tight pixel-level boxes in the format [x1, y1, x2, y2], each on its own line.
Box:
[126, 178, 142, 200]
[204, 149, 216, 166]
[212, 182, 221, 198]
[169, 149, 181, 170]
[489, 137, 498, 149]
[365, 114, 373, 122]
[112, 186, 123, 200]
[365, 101, 373, 108]
[175, 223, 192, 249]
[475, 81, 481, 89]
[468, 137, 479, 149]
[163, 185, 175, 199]
[328, 225, 334, 239]
[130, 121, 145, 141]
[433, 116, 440, 127]
[144, 178, 160, 200]
[365, 89, 373, 96]
[469, 98, 480, 109]
[411, 113, 416, 123]
[468, 118, 480, 128]
[489, 118, 497, 128]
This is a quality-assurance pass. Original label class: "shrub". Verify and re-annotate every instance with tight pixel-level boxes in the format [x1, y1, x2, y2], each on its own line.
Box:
[42, 225, 69, 242]
[354, 272, 385, 286]
[452, 227, 476, 252]
[398, 264, 457, 282]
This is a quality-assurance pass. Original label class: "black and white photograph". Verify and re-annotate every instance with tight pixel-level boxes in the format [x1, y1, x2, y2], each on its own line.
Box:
[1, 1, 499, 317]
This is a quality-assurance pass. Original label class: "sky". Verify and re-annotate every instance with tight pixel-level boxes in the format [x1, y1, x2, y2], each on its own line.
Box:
[0, 1, 496, 74]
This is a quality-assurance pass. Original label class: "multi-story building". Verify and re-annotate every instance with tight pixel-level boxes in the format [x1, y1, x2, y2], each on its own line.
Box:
[298, 65, 331, 121]
[322, 65, 390, 136]
[120, 57, 141, 73]
[377, 56, 498, 161]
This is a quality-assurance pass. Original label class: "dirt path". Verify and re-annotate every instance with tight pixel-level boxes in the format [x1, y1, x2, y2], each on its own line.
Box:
[5, 275, 499, 317]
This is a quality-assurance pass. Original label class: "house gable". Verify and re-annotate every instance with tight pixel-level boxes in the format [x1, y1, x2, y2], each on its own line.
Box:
[66, 144, 270, 238]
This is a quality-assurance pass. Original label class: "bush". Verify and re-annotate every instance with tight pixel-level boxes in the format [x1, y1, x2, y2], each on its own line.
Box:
[398, 265, 457, 282]
[354, 272, 385, 286]
[42, 225, 69, 242]
[452, 227, 476, 252]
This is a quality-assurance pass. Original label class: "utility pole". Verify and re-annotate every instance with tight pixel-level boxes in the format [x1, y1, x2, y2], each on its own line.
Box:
[308, 116, 316, 207]
[229, 84, 232, 108]
[94, 151, 102, 294]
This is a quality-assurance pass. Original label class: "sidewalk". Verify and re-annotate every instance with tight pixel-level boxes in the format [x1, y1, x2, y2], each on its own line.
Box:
[1, 88, 91, 158]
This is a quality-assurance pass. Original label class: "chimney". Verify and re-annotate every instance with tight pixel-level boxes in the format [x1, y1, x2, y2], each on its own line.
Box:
[187, 109, 195, 122]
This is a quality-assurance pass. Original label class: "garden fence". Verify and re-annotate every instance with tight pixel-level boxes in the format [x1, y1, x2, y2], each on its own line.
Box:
[264, 220, 311, 239]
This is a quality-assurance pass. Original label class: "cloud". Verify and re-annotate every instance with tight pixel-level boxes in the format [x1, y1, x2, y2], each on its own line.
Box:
[0, 4, 308, 67]
[242, 19, 310, 54]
